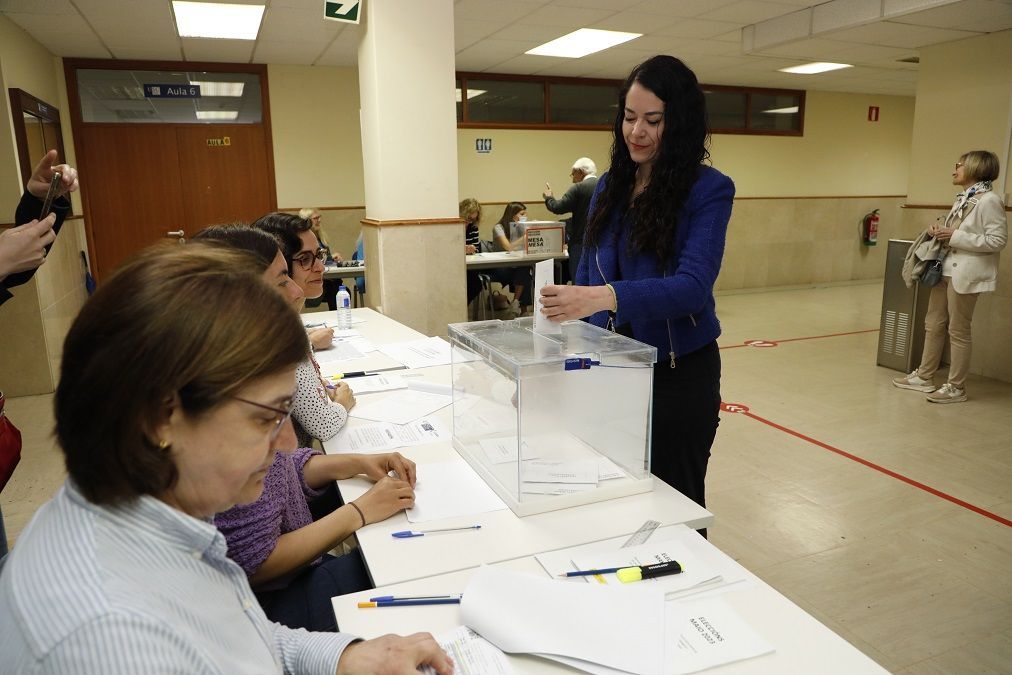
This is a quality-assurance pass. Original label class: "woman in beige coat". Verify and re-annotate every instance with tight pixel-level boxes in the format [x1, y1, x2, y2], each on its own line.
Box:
[893, 150, 1008, 403]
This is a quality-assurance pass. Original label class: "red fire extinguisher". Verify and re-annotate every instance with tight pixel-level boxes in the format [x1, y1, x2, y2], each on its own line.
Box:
[862, 209, 879, 246]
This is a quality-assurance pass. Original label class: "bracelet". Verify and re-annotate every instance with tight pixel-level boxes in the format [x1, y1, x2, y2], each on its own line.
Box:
[349, 501, 367, 528]
[604, 283, 618, 313]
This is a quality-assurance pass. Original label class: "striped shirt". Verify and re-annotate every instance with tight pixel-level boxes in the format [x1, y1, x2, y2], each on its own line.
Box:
[465, 222, 482, 251]
[0, 480, 356, 674]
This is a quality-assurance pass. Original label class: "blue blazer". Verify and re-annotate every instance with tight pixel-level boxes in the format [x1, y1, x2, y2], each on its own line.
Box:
[576, 165, 734, 362]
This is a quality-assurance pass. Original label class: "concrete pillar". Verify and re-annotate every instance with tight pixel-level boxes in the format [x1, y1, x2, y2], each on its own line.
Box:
[357, 0, 464, 336]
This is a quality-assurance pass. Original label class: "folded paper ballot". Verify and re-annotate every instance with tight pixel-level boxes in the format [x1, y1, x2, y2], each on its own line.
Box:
[460, 566, 665, 674]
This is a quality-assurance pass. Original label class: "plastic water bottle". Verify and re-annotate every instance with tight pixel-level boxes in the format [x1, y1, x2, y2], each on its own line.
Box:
[336, 286, 352, 330]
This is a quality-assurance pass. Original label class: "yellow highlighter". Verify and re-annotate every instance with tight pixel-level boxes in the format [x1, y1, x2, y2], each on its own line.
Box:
[616, 560, 682, 583]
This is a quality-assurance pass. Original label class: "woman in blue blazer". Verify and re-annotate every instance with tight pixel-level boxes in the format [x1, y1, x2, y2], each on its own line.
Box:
[541, 55, 734, 515]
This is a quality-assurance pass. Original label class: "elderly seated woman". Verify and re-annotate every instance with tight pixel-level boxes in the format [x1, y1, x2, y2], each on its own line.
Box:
[0, 243, 451, 674]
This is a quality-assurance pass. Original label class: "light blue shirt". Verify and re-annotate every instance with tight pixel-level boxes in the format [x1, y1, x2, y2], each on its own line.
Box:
[0, 480, 356, 673]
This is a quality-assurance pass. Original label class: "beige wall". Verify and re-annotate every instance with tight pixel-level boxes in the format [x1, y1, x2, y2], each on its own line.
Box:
[0, 17, 88, 396]
[903, 30, 1012, 383]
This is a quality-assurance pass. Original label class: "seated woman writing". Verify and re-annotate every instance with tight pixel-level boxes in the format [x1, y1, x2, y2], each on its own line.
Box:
[195, 224, 416, 632]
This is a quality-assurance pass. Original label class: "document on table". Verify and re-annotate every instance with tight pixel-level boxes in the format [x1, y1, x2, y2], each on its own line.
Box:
[420, 626, 513, 675]
[663, 597, 775, 674]
[522, 459, 599, 484]
[348, 389, 452, 425]
[406, 459, 508, 523]
[329, 417, 447, 454]
[461, 566, 665, 675]
[313, 340, 366, 362]
[533, 258, 561, 336]
[344, 373, 407, 395]
[535, 527, 749, 600]
[477, 436, 536, 464]
[379, 336, 452, 369]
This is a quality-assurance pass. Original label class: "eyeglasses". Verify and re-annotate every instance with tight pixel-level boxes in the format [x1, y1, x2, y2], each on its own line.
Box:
[292, 248, 326, 270]
[954, 162, 964, 169]
[231, 395, 294, 443]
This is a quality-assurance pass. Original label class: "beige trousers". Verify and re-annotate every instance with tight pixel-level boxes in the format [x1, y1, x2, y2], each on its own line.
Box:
[915, 276, 979, 388]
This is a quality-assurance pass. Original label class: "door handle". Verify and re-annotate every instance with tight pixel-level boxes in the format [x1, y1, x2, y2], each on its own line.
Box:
[166, 229, 186, 243]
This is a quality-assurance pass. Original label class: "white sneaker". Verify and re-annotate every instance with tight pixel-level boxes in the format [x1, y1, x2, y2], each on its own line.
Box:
[927, 383, 967, 404]
[892, 371, 935, 392]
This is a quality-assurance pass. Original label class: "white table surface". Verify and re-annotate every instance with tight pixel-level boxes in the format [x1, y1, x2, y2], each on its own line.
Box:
[466, 251, 568, 271]
[332, 527, 887, 675]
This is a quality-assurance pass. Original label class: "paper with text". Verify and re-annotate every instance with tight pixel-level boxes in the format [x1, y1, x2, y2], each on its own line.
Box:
[522, 458, 599, 484]
[420, 626, 514, 675]
[379, 336, 452, 369]
[344, 373, 407, 395]
[330, 417, 447, 454]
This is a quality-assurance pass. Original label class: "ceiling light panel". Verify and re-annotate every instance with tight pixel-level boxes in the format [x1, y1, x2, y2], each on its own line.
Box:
[196, 110, 239, 120]
[779, 62, 854, 73]
[189, 80, 245, 97]
[526, 29, 641, 58]
[172, 2, 265, 40]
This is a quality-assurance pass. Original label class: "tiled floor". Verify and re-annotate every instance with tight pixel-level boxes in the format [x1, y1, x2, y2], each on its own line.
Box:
[3, 281, 1010, 672]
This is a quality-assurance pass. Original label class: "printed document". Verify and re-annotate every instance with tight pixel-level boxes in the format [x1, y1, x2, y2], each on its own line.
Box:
[379, 336, 453, 369]
[329, 417, 447, 454]
[420, 626, 513, 675]
[344, 373, 407, 395]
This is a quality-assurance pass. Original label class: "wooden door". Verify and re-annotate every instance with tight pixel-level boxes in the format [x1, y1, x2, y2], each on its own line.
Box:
[78, 124, 188, 279]
[174, 125, 272, 230]
[77, 124, 274, 281]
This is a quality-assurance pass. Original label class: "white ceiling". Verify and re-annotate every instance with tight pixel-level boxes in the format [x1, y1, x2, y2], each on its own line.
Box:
[1, 0, 1010, 96]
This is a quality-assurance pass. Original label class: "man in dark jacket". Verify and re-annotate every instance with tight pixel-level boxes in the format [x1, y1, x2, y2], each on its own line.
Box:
[543, 157, 598, 280]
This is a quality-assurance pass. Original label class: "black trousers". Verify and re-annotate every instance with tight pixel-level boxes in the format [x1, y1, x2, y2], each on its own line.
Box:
[650, 340, 721, 521]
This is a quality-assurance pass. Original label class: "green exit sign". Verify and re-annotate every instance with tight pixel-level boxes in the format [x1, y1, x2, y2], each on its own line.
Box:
[324, 0, 361, 24]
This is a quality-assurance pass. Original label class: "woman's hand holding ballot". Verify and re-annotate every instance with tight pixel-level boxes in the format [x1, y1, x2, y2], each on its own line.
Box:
[539, 283, 617, 322]
[351, 452, 417, 525]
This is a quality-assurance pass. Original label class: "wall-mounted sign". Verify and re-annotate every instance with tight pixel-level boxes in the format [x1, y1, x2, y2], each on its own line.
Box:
[475, 138, 492, 154]
[144, 84, 201, 99]
[324, 0, 361, 24]
[525, 225, 564, 254]
[207, 136, 232, 147]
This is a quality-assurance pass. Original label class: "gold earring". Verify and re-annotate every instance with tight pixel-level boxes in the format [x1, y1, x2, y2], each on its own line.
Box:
[158, 439, 170, 450]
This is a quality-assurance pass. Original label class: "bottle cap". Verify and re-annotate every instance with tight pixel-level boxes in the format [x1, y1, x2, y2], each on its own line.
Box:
[339, 285, 348, 291]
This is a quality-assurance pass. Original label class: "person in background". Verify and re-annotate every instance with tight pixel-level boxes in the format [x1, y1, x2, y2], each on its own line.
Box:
[1, 150, 79, 306]
[299, 208, 342, 310]
[543, 157, 599, 281]
[892, 150, 1007, 403]
[461, 198, 488, 306]
[540, 55, 734, 522]
[0, 150, 78, 559]
[492, 201, 532, 314]
[0, 244, 452, 674]
[254, 213, 356, 449]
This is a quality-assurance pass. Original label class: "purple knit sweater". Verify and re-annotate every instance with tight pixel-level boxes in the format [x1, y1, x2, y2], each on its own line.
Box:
[214, 447, 326, 591]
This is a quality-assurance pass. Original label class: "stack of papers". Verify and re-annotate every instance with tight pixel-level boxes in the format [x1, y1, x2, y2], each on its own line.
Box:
[421, 626, 513, 675]
[379, 336, 453, 369]
[348, 389, 451, 425]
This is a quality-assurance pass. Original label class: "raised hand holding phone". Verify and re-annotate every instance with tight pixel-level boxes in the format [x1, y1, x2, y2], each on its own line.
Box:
[26, 150, 79, 206]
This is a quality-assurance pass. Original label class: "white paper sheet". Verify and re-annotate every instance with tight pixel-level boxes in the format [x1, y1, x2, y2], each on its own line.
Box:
[522, 459, 599, 484]
[533, 258, 562, 336]
[420, 626, 514, 675]
[379, 336, 453, 369]
[312, 340, 366, 362]
[520, 482, 597, 495]
[664, 597, 775, 674]
[597, 457, 626, 481]
[406, 459, 508, 523]
[348, 389, 452, 425]
[477, 436, 536, 464]
[344, 373, 408, 395]
[569, 541, 721, 595]
[535, 528, 749, 601]
[461, 566, 665, 675]
[329, 417, 448, 454]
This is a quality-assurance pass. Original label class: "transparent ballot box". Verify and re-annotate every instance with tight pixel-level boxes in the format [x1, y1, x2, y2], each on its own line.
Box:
[448, 318, 656, 517]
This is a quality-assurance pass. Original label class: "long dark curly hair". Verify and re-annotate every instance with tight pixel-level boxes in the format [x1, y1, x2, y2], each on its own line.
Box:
[585, 55, 709, 263]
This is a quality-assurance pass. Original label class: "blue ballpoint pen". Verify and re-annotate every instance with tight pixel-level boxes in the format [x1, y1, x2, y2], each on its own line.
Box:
[392, 525, 481, 538]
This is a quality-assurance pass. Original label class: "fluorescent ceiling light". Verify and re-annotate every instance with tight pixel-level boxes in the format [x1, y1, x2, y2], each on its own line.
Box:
[762, 106, 799, 114]
[778, 62, 852, 74]
[190, 80, 245, 97]
[526, 29, 641, 58]
[455, 88, 486, 103]
[172, 2, 265, 40]
[196, 110, 239, 120]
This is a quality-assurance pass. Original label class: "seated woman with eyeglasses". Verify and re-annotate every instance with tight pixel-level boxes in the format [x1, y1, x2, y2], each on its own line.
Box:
[253, 212, 356, 449]
[194, 225, 416, 632]
[0, 244, 451, 674]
